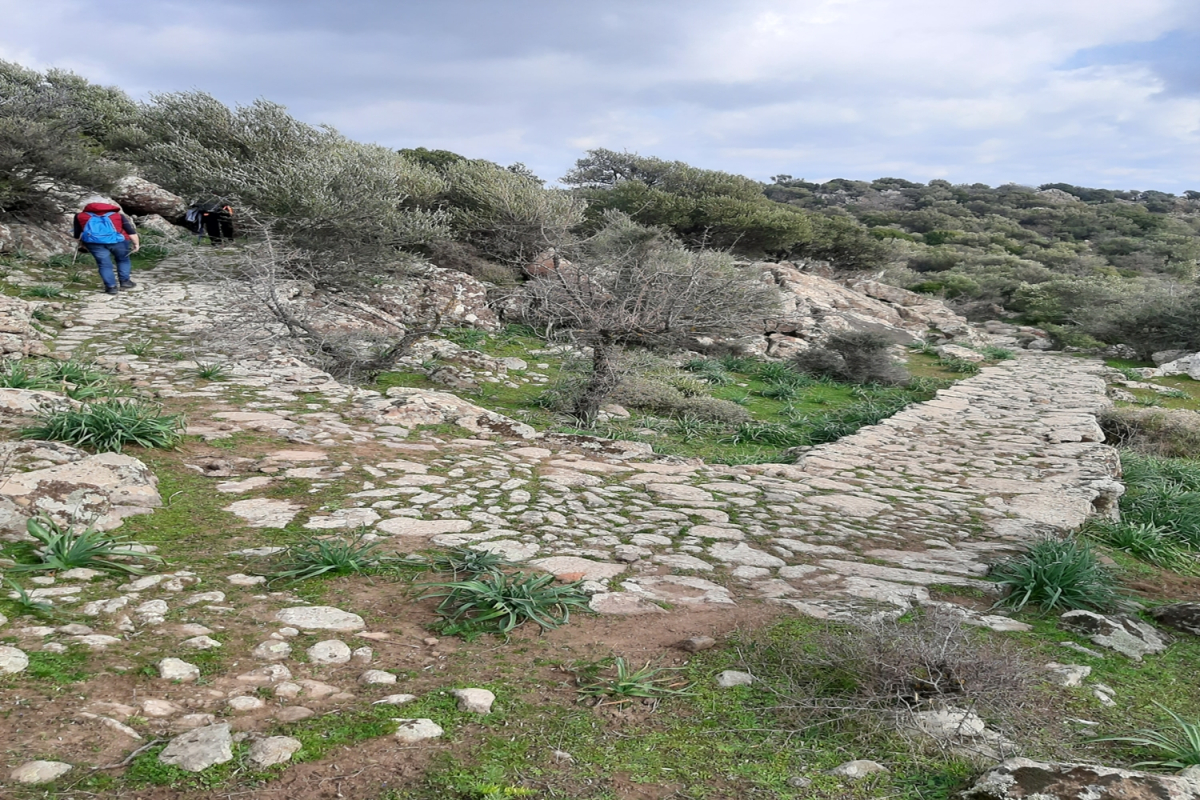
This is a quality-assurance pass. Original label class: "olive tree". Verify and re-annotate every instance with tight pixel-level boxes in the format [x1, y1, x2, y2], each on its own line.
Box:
[0, 60, 131, 221]
[128, 92, 452, 269]
[524, 214, 781, 422]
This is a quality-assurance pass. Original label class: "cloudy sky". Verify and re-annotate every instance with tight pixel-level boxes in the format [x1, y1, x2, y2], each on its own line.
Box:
[2, 0, 1198, 191]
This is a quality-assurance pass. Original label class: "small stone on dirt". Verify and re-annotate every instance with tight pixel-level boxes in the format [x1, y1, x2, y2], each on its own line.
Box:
[678, 636, 717, 653]
[248, 736, 302, 767]
[453, 688, 495, 714]
[307, 639, 352, 665]
[10, 760, 71, 784]
[275, 606, 365, 632]
[828, 759, 889, 778]
[360, 670, 397, 685]
[159, 724, 234, 772]
[158, 657, 200, 682]
[394, 718, 443, 743]
[374, 694, 417, 705]
[716, 670, 754, 688]
[275, 706, 316, 723]
[0, 645, 30, 674]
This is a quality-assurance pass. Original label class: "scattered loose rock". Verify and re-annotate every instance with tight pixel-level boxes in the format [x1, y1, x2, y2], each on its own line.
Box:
[453, 688, 495, 714]
[394, 718, 444, 743]
[158, 724, 234, 772]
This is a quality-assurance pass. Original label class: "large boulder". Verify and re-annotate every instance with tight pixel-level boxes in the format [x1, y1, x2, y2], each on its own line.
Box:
[0, 221, 75, 259]
[959, 757, 1200, 799]
[0, 388, 80, 427]
[0, 448, 162, 536]
[1150, 603, 1200, 637]
[112, 176, 186, 220]
[1158, 353, 1200, 381]
[1059, 610, 1169, 661]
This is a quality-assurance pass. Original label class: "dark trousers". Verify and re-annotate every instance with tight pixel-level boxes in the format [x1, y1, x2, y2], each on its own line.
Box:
[203, 214, 234, 246]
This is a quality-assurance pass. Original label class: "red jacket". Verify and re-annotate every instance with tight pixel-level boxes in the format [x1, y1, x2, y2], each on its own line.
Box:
[74, 203, 137, 241]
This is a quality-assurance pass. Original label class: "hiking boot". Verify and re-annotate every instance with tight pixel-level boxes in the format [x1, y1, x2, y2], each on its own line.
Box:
[119, 279, 137, 289]
[104, 286, 119, 295]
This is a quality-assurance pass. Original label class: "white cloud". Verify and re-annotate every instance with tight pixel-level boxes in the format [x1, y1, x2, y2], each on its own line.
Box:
[1, 0, 1198, 189]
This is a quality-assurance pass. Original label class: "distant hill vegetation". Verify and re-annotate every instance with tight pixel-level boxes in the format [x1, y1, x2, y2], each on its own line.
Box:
[2, 59, 1197, 356]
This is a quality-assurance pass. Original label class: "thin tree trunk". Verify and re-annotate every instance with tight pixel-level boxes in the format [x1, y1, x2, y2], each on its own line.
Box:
[572, 337, 620, 425]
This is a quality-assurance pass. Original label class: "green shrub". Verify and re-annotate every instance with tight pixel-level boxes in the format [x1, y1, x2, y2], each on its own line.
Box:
[1119, 452, 1200, 550]
[989, 537, 1121, 612]
[426, 547, 511, 578]
[675, 395, 751, 424]
[21, 399, 184, 452]
[793, 331, 909, 386]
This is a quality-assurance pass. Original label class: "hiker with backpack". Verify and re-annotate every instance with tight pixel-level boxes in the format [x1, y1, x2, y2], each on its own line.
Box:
[185, 199, 235, 247]
[73, 198, 140, 295]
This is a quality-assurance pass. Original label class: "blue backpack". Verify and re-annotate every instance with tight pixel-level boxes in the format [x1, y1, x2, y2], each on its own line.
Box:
[80, 212, 126, 245]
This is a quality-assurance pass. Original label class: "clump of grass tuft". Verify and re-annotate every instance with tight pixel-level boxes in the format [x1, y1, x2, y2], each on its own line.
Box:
[4, 578, 56, 617]
[979, 346, 1015, 361]
[21, 399, 185, 452]
[425, 546, 511, 578]
[424, 571, 591, 636]
[124, 339, 153, 357]
[1093, 703, 1200, 770]
[1086, 520, 1199, 575]
[574, 657, 691, 705]
[267, 531, 395, 583]
[10, 516, 164, 575]
[937, 356, 982, 375]
[682, 359, 735, 386]
[988, 536, 1122, 613]
[194, 362, 228, 381]
[23, 285, 65, 299]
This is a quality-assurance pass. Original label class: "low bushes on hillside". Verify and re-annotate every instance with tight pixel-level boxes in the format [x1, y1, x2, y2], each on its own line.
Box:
[793, 331, 910, 386]
[1099, 406, 1200, 459]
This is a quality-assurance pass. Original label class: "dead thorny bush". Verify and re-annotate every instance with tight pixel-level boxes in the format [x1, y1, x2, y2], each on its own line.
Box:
[736, 609, 1039, 740]
[201, 225, 445, 382]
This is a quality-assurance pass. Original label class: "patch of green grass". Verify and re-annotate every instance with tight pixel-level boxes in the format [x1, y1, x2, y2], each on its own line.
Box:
[124, 339, 153, 357]
[21, 646, 91, 684]
[426, 547, 513, 579]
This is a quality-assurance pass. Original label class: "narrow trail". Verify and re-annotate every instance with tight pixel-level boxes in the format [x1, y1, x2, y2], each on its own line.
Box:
[53, 254, 1121, 622]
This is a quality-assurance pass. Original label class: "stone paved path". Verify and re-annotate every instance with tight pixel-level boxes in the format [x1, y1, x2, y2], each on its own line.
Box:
[51, 255, 1120, 623]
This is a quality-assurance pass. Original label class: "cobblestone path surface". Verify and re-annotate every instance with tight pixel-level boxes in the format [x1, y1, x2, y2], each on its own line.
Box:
[54, 256, 1120, 624]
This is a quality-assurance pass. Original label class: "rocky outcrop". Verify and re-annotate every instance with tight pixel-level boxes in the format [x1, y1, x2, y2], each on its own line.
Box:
[959, 757, 1200, 799]
[112, 176, 186, 220]
[1158, 353, 1200, 380]
[0, 295, 51, 357]
[0, 388, 80, 426]
[0, 221, 75, 260]
[0, 446, 162, 536]
[720, 262, 984, 358]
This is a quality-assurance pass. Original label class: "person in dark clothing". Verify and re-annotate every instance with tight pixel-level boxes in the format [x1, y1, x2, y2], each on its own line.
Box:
[73, 198, 140, 294]
[186, 200, 235, 246]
